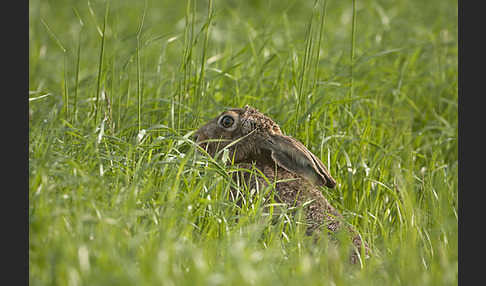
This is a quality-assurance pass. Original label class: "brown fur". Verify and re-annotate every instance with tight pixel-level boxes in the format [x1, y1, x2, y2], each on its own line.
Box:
[194, 105, 369, 264]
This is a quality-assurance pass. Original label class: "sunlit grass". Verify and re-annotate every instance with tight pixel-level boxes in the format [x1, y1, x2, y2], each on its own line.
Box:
[29, 0, 457, 285]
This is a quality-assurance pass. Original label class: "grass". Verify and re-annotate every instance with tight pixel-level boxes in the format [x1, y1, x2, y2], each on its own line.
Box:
[29, 0, 457, 285]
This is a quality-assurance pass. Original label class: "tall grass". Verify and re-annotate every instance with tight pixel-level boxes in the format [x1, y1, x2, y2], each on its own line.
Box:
[29, 0, 457, 285]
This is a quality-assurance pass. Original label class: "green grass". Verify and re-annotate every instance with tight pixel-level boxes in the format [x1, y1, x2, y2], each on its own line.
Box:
[29, 0, 457, 285]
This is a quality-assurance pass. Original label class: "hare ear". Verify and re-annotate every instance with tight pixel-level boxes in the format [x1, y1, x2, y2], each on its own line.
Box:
[265, 135, 337, 188]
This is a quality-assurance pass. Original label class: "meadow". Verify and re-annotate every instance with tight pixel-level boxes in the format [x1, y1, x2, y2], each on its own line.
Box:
[29, 0, 458, 285]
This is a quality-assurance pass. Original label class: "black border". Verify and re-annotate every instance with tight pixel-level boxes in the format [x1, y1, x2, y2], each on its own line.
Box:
[6, 0, 29, 284]
[458, 0, 483, 284]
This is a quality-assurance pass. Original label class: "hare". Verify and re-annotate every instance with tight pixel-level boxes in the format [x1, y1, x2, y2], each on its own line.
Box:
[194, 105, 368, 264]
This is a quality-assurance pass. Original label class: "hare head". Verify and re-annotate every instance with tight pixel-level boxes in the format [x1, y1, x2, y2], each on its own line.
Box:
[194, 105, 336, 188]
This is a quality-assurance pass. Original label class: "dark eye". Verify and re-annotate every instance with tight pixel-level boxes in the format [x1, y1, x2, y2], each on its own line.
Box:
[220, 115, 235, 128]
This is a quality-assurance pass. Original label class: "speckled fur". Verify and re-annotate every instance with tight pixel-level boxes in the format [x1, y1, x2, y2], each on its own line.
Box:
[195, 105, 369, 263]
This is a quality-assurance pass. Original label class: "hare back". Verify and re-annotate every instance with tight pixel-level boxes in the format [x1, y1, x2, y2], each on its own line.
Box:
[231, 163, 368, 263]
[232, 163, 343, 234]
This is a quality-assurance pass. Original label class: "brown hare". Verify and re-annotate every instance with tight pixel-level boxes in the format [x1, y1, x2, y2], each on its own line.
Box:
[194, 105, 369, 264]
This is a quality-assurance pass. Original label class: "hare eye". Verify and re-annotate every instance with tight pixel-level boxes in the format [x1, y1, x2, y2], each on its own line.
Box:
[220, 115, 235, 129]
